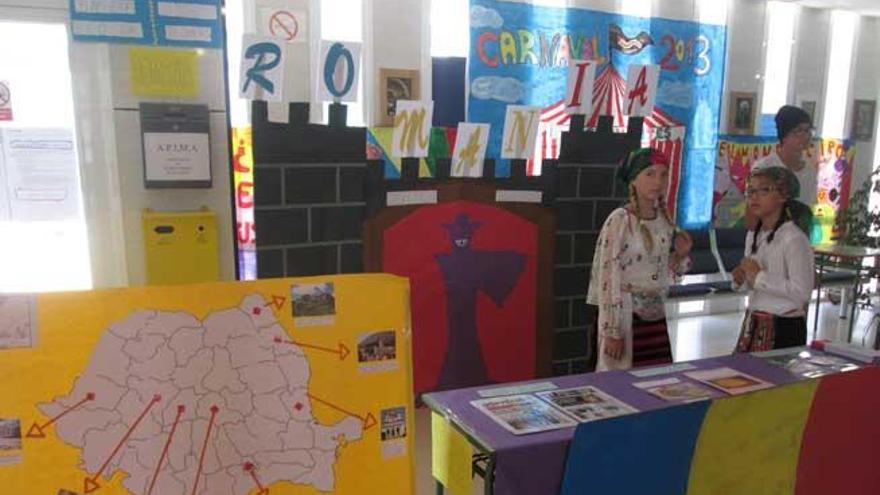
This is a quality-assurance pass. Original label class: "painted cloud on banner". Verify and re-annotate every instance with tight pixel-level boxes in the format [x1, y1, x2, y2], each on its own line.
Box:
[657, 81, 694, 109]
[470, 5, 503, 29]
[471, 76, 525, 104]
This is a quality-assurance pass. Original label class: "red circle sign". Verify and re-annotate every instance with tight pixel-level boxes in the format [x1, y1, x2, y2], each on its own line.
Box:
[269, 11, 299, 42]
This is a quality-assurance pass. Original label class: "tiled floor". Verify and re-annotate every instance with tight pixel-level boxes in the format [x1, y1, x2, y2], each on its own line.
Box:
[413, 299, 878, 494]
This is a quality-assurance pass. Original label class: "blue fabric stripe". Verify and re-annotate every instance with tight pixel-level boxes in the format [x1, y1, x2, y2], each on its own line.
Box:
[560, 401, 710, 495]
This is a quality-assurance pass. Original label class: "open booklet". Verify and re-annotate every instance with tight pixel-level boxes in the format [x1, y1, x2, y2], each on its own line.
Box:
[471, 385, 640, 435]
[535, 386, 638, 422]
[684, 367, 774, 395]
[632, 377, 716, 402]
[471, 394, 577, 435]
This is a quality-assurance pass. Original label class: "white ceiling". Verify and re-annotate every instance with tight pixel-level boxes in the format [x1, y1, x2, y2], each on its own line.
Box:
[786, 0, 880, 16]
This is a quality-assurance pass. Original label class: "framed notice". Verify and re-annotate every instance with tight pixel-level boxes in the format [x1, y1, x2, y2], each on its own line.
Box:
[378, 68, 420, 126]
[140, 103, 211, 188]
[728, 92, 757, 135]
[852, 99, 876, 141]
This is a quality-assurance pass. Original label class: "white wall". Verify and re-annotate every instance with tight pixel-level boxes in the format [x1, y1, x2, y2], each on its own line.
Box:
[849, 16, 880, 191]
[791, 7, 830, 124]
[365, 0, 428, 125]
[106, 45, 234, 285]
[720, 0, 767, 135]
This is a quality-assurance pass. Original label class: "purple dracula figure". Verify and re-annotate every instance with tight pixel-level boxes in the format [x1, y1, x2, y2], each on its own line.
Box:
[434, 213, 526, 390]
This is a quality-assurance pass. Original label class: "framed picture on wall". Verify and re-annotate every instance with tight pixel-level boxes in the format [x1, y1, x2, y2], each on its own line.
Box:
[852, 99, 876, 141]
[728, 92, 757, 135]
[801, 100, 817, 123]
[378, 68, 420, 126]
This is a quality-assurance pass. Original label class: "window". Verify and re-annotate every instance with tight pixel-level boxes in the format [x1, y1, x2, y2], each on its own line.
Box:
[431, 0, 469, 57]
[821, 10, 858, 139]
[321, 0, 364, 126]
[619, 0, 652, 18]
[698, 0, 728, 26]
[0, 21, 91, 292]
[761, 1, 798, 115]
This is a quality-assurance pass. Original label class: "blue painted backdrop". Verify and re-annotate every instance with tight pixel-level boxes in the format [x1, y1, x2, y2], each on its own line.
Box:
[468, 0, 727, 229]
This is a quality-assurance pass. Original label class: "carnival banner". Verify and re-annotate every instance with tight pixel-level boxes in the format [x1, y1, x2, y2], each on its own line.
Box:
[468, 0, 727, 228]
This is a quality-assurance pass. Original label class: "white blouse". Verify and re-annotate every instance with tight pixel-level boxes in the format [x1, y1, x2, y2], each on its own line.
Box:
[733, 221, 815, 317]
[587, 208, 689, 369]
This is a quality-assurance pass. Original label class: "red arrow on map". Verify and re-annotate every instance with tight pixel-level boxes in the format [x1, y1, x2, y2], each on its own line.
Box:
[190, 405, 220, 495]
[306, 393, 376, 430]
[84, 394, 162, 494]
[146, 405, 186, 495]
[243, 462, 270, 495]
[264, 295, 286, 310]
[274, 337, 350, 360]
[27, 392, 96, 439]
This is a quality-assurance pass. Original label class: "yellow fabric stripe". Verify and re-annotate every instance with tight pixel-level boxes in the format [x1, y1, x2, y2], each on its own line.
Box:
[686, 380, 819, 495]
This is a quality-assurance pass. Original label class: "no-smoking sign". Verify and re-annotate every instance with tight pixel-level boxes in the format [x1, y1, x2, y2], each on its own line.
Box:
[0, 81, 12, 121]
[261, 9, 307, 43]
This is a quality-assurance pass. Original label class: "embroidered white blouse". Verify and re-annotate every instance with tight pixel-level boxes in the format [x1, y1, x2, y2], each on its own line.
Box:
[733, 221, 815, 317]
[587, 207, 689, 370]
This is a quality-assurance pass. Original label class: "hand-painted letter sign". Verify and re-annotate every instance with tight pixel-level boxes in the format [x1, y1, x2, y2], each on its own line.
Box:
[319, 40, 362, 102]
[451, 123, 490, 178]
[501, 105, 541, 159]
[565, 60, 597, 115]
[624, 64, 660, 117]
[239, 34, 286, 101]
[392, 100, 433, 158]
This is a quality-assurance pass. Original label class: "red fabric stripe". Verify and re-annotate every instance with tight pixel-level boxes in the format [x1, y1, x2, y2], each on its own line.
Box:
[795, 367, 880, 495]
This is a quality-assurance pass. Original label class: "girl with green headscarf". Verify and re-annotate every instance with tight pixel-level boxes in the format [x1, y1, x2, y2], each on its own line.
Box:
[732, 166, 815, 352]
[587, 148, 693, 370]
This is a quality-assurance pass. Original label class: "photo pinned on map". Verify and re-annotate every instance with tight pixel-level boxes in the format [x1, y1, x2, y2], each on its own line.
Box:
[291, 282, 336, 327]
[0, 419, 22, 466]
[357, 330, 398, 373]
[380, 406, 407, 459]
[0, 295, 37, 350]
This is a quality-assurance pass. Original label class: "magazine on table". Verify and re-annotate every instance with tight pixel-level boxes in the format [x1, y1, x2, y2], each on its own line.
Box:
[632, 377, 716, 402]
[470, 394, 577, 435]
[535, 386, 638, 422]
[755, 348, 861, 378]
[684, 367, 774, 395]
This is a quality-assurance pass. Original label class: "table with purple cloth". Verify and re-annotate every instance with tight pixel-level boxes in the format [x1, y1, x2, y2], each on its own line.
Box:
[423, 353, 806, 495]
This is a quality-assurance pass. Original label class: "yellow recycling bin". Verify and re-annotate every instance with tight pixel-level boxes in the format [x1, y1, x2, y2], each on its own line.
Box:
[142, 208, 219, 285]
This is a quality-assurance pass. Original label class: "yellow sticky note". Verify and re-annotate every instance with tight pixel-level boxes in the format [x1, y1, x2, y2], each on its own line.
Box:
[432, 412, 473, 495]
[129, 46, 199, 97]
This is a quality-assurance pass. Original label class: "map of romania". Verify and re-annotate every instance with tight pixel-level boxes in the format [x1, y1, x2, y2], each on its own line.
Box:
[33, 295, 365, 495]
[0, 276, 414, 495]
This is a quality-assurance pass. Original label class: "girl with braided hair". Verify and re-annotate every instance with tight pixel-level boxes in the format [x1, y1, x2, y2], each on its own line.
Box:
[587, 148, 693, 370]
[733, 166, 815, 351]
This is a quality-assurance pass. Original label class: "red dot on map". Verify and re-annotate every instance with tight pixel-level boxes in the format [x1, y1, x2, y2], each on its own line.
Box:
[244, 462, 254, 472]
[252, 307, 262, 315]
[294, 402, 304, 411]
[86, 392, 96, 400]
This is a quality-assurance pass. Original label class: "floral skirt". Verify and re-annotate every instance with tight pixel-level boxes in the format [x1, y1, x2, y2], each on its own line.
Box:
[735, 310, 807, 352]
